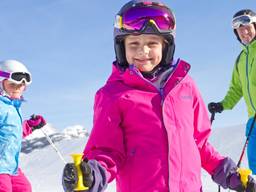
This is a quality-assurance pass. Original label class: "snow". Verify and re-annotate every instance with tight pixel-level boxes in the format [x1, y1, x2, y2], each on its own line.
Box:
[20, 123, 249, 192]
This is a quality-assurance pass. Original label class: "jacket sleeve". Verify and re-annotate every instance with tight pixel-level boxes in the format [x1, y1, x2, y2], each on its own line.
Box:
[192, 79, 225, 175]
[221, 62, 243, 110]
[22, 120, 33, 138]
[83, 88, 126, 182]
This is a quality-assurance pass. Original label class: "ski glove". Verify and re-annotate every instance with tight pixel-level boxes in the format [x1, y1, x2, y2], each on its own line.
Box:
[62, 159, 108, 192]
[208, 102, 224, 113]
[212, 157, 256, 192]
[27, 114, 46, 131]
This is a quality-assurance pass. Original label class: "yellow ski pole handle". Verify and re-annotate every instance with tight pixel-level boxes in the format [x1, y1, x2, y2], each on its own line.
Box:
[237, 168, 252, 187]
[71, 154, 89, 191]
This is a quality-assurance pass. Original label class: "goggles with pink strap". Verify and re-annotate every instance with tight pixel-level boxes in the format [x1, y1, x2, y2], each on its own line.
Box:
[115, 1, 175, 33]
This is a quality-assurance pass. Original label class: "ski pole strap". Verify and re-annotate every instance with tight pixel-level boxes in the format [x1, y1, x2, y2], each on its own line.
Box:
[237, 113, 256, 168]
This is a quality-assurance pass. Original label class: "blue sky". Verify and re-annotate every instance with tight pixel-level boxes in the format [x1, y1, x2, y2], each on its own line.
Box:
[0, 0, 255, 130]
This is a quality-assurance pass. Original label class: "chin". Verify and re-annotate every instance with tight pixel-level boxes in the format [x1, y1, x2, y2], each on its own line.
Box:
[139, 66, 154, 72]
[11, 95, 21, 99]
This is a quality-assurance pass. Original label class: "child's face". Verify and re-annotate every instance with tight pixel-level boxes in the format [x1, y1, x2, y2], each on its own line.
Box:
[3, 79, 26, 99]
[124, 34, 164, 72]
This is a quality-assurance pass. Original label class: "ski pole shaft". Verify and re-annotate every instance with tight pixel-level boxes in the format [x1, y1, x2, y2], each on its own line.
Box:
[237, 113, 256, 168]
[209, 112, 221, 192]
[210, 112, 215, 124]
[40, 129, 67, 164]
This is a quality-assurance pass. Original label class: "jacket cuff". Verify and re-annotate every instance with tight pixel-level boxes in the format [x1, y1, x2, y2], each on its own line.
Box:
[211, 157, 237, 189]
[88, 160, 108, 192]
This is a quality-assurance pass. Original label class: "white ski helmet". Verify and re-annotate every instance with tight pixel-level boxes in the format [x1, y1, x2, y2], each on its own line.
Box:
[0, 60, 32, 85]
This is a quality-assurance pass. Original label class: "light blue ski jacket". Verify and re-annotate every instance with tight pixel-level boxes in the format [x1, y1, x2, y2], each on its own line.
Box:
[0, 95, 23, 175]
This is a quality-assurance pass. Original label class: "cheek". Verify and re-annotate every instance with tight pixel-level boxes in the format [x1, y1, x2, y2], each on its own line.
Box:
[19, 86, 26, 92]
[125, 48, 134, 64]
[151, 47, 163, 61]
[252, 29, 256, 37]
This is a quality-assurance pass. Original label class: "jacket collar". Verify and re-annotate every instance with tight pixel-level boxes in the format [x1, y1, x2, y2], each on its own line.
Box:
[242, 39, 256, 50]
[108, 59, 190, 92]
[0, 95, 22, 108]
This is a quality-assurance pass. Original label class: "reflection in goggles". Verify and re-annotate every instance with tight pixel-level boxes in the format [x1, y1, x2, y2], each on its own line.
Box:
[232, 15, 256, 29]
[116, 5, 175, 32]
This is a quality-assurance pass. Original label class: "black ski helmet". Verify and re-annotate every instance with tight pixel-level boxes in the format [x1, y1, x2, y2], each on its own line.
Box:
[232, 9, 256, 43]
[113, 0, 176, 70]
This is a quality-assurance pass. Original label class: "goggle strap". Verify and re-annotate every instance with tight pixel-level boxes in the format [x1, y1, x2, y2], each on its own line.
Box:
[115, 15, 123, 29]
[0, 70, 10, 79]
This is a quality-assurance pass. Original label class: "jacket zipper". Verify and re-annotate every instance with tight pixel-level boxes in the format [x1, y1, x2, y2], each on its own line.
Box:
[131, 69, 170, 190]
[131, 61, 187, 191]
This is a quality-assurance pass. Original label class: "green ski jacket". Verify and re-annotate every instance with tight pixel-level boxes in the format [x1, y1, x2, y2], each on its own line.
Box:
[222, 39, 256, 118]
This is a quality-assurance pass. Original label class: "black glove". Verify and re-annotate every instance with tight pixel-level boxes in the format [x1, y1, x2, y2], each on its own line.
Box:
[231, 175, 256, 192]
[62, 163, 78, 192]
[245, 176, 256, 192]
[62, 159, 94, 192]
[81, 159, 94, 188]
[208, 102, 224, 113]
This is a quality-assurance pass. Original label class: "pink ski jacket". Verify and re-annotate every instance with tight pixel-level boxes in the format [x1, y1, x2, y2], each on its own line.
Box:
[84, 59, 224, 192]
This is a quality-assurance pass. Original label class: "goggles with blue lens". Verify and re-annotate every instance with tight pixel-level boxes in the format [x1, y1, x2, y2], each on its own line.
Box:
[232, 15, 256, 29]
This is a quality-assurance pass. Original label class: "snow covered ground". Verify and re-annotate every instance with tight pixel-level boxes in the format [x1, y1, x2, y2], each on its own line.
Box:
[20, 123, 248, 192]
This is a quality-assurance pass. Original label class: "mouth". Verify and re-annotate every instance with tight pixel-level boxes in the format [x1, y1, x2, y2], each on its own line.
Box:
[134, 58, 152, 64]
[12, 91, 20, 94]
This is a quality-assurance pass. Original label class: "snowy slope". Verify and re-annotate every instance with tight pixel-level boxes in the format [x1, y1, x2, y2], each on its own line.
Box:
[20, 123, 248, 192]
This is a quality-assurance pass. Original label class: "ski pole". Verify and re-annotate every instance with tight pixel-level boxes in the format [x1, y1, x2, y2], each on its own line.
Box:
[233, 113, 256, 190]
[30, 114, 67, 164]
[40, 128, 67, 164]
[237, 113, 256, 168]
[210, 111, 215, 124]
[210, 111, 222, 192]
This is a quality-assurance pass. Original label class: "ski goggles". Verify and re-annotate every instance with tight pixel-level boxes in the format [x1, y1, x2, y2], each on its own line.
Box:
[232, 15, 256, 29]
[115, 3, 175, 32]
[0, 70, 32, 85]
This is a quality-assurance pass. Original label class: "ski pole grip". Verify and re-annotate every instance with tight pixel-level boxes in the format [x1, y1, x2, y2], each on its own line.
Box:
[71, 154, 89, 191]
[238, 168, 252, 187]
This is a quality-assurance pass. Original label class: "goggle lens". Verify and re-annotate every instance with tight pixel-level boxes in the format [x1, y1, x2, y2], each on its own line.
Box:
[122, 5, 175, 31]
[232, 15, 255, 29]
[11, 72, 31, 83]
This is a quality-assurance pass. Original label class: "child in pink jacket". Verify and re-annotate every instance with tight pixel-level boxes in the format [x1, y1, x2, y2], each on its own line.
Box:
[62, 1, 256, 191]
[0, 60, 46, 192]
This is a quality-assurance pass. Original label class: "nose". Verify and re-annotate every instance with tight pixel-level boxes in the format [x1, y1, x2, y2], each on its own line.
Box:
[137, 45, 150, 56]
[15, 82, 26, 89]
[240, 26, 250, 35]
